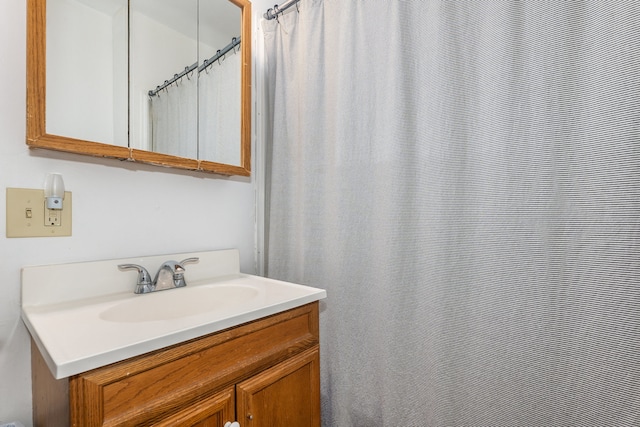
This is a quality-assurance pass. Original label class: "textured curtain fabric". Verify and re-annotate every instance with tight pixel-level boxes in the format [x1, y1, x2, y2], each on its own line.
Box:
[263, 2, 640, 426]
[150, 74, 198, 159]
[149, 48, 240, 162]
[199, 49, 242, 165]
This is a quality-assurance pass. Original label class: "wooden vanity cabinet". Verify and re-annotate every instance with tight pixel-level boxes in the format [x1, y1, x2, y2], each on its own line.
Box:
[31, 302, 320, 427]
[150, 386, 235, 426]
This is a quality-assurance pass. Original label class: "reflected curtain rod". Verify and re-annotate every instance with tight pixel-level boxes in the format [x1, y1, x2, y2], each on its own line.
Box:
[148, 36, 241, 97]
[263, 0, 301, 20]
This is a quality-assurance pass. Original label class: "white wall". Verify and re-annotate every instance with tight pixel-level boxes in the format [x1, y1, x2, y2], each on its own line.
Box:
[0, 0, 259, 424]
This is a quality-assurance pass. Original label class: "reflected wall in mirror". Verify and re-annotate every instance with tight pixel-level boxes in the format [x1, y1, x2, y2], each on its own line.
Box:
[27, 0, 251, 176]
[46, 0, 128, 147]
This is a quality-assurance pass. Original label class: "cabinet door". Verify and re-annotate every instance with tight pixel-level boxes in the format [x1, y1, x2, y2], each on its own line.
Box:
[237, 347, 320, 427]
[152, 386, 235, 427]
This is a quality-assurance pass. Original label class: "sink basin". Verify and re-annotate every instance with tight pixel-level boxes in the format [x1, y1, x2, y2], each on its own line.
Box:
[99, 284, 261, 323]
[21, 249, 326, 379]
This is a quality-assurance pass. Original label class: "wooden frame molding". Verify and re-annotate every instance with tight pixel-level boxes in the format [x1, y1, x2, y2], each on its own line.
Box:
[26, 0, 251, 176]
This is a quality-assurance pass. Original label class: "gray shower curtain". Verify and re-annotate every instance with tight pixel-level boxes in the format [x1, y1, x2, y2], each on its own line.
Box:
[263, 2, 640, 425]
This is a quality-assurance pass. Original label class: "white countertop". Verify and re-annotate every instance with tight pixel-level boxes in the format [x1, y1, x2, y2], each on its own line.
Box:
[21, 249, 326, 379]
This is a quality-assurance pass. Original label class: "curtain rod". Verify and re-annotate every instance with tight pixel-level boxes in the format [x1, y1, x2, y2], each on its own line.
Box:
[263, 0, 300, 20]
[148, 36, 241, 97]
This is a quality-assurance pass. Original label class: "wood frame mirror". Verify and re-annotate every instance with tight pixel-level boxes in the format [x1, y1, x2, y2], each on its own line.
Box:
[26, 0, 251, 176]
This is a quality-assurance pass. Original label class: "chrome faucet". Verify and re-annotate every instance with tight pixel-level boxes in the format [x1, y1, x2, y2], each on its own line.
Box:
[118, 257, 199, 294]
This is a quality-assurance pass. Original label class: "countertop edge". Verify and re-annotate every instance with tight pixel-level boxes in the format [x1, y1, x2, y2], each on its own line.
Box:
[26, 290, 326, 380]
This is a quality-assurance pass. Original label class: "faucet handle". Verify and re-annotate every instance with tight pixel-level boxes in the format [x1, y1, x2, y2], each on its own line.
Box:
[171, 258, 199, 287]
[179, 257, 199, 267]
[118, 264, 153, 294]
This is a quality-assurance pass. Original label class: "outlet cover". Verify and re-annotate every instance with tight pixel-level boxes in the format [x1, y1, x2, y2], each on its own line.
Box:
[6, 188, 72, 237]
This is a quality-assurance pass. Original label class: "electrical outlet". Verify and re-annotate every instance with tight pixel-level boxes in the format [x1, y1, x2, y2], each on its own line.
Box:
[6, 188, 72, 237]
[46, 207, 61, 226]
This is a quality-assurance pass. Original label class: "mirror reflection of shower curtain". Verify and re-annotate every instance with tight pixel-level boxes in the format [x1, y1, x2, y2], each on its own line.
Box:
[199, 49, 241, 165]
[149, 76, 198, 159]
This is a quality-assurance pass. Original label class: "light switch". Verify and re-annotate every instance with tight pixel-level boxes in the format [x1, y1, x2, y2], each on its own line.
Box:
[6, 188, 72, 237]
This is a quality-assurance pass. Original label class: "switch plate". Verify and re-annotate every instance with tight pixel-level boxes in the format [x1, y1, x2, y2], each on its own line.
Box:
[6, 188, 72, 237]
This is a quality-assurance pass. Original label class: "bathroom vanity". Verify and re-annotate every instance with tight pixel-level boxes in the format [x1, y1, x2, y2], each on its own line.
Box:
[22, 250, 326, 426]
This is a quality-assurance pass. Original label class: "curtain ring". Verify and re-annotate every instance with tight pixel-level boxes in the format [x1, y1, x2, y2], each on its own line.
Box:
[295, 0, 299, 13]
[274, 5, 280, 23]
[217, 49, 222, 65]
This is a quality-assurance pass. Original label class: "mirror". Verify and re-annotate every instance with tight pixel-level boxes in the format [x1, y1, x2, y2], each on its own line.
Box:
[27, 0, 251, 176]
